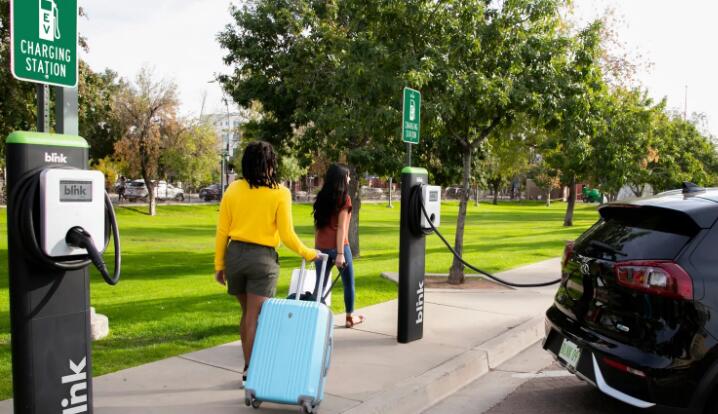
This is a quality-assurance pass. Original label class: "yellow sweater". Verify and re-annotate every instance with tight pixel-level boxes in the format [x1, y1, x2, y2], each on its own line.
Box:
[214, 179, 317, 271]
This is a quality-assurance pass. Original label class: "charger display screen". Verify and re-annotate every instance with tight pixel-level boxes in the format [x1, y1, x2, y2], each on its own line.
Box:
[429, 190, 439, 202]
[59, 180, 93, 202]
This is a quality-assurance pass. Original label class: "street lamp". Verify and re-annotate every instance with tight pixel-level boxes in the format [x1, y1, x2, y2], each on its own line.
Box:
[208, 79, 232, 196]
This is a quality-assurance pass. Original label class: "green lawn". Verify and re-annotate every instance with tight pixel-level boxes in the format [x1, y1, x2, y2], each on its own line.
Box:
[0, 200, 598, 399]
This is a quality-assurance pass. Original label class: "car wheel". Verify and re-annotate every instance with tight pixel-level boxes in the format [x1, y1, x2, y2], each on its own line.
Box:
[175, 194, 184, 202]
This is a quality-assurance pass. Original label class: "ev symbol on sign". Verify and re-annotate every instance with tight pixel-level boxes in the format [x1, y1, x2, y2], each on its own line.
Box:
[39, 0, 61, 42]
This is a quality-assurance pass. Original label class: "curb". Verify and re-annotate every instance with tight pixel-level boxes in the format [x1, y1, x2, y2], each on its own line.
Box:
[342, 316, 545, 414]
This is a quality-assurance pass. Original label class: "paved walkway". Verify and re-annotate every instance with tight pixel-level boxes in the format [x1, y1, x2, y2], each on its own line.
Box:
[0, 258, 561, 414]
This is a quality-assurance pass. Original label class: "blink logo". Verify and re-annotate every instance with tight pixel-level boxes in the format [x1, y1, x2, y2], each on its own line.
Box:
[415, 281, 424, 324]
[45, 152, 68, 163]
[60, 357, 87, 413]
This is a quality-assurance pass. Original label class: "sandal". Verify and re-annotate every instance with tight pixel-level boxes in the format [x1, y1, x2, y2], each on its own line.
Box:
[240, 364, 248, 389]
[345, 314, 365, 328]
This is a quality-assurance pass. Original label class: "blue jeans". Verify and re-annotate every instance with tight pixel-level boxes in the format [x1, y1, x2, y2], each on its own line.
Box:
[315, 244, 355, 314]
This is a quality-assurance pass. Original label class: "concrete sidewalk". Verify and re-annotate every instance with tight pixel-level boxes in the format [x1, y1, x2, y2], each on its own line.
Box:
[0, 258, 561, 414]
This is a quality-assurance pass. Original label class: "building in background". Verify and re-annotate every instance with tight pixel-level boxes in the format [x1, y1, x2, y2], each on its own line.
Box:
[203, 112, 245, 155]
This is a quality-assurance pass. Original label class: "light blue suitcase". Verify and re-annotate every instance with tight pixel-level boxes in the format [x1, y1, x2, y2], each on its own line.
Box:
[245, 254, 333, 414]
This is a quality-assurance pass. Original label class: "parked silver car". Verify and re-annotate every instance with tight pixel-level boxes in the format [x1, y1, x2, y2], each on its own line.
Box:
[125, 180, 184, 202]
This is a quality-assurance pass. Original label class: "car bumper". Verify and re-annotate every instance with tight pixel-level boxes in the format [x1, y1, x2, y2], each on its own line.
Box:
[544, 306, 700, 410]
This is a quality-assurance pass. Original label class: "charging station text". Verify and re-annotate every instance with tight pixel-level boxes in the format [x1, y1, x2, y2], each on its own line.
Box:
[20, 40, 71, 79]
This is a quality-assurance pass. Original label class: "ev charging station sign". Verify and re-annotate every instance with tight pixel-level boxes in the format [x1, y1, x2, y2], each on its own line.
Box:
[402, 87, 421, 144]
[10, 0, 78, 87]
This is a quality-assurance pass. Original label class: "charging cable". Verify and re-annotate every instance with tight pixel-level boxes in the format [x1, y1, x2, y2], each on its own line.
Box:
[415, 189, 561, 288]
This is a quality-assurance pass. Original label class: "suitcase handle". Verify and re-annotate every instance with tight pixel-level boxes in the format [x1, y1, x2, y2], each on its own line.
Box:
[296, 253, 329, 303]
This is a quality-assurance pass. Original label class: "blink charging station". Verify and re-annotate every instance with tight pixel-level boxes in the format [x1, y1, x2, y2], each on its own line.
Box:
[397, 167, 441, 343]
[5, 131, 121, 414]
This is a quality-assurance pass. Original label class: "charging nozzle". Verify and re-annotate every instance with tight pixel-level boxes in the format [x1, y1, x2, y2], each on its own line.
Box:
[66, 226, 119, 285]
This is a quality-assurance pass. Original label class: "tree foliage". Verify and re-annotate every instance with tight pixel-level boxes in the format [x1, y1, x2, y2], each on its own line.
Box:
[160, 121, 219, 191]
[79, 62, 125, 160]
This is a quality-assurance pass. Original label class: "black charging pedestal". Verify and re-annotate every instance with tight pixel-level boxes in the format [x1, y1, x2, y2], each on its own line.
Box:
[6, 132, 94, 414]
[398, 167, 428, 343]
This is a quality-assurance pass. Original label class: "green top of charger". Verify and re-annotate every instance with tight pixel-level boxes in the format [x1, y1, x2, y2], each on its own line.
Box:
[7, 131, 89, 148]
[402, 166, 428, 174]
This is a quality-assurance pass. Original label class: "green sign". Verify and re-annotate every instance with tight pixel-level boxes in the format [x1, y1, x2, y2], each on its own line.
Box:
[10, 0, 78, 87]
[402, 87, 421, 144]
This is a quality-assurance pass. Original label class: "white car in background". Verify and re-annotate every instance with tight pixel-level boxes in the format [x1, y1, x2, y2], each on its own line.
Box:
[125, 180, 185, 202]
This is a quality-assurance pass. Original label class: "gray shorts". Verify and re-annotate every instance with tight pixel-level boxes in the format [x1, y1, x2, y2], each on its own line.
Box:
[224, 241, 279, 297]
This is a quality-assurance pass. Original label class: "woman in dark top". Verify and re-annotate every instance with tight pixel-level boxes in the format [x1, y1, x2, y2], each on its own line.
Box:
[313, 164, 364, 328]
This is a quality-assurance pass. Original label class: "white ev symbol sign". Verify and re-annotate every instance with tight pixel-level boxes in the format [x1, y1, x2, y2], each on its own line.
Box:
[39, 0, 61, 42]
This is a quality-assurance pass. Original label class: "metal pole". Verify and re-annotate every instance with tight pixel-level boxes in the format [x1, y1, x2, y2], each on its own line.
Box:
[225, 143, 230, 186]
[55, 87, 79, 135]
[405, 142, 412, 167]
[36, 84, 50, 132]
[220, 156, 225, 196]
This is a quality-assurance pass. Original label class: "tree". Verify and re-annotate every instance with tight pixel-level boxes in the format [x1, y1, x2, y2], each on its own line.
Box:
[218, 1, 408, 257]
[479, 134, 531, 205]
[530, 160, 561, 207]
[79, 62, 126, 160]
[160, 121, 219, 194]
[542, 22, 606, 227]
[642, 113, 718, 192]
[411, 0, 573, 283]
[279, 155, 308, 200]
[91, 156, 122, 191]
[588, 88, 659, 200]
[114, 68, 179, 216]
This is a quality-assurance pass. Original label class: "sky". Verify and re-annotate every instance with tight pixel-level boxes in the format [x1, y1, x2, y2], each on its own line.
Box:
[78, 0, 718, 136]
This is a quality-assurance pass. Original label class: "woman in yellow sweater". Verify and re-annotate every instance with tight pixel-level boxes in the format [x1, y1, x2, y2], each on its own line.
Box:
[214, 141, 318, 384]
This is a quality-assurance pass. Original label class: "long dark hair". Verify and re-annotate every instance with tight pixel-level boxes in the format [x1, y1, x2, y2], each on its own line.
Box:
[313, 164, 350, 229]
[242, 141, 279, 189]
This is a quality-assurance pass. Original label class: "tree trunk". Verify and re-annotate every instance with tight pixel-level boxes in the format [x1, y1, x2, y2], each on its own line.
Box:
[546, 187, 551, 207]
[564, 175, 576, 227]
[492, 183, 499, 205]
[143, 176, 157, 216]
[348, 165, 361, 257]
[448, 149, 472, 285]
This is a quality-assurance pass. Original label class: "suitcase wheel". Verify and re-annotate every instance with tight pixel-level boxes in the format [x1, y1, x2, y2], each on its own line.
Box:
[301, 401, 318, 414]
[245, 396, 261, 409]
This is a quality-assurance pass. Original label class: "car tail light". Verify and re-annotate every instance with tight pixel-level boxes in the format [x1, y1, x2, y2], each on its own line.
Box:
[602, 356, 647, 378]
[562, 241, 575, 269]
[613, 261, 693, 300]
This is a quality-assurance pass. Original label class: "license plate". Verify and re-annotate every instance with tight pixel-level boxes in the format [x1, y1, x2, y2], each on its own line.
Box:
[558, 338, 581, 369]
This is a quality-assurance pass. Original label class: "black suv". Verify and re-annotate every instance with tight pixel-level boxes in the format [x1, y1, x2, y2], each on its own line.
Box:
[544, 184, 718, 413]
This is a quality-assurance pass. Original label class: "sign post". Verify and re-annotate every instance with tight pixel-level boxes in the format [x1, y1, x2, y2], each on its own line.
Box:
[402, 87, 421, 166]
[10, 0, 79, 88]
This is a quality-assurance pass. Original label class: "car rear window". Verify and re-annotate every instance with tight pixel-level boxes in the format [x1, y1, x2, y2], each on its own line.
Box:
[575, 206, 699, 261]
[129, 182, 144, 187]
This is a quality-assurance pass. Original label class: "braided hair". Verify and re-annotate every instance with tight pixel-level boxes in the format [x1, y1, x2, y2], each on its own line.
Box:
[242, 141, 279, 189]
[313, 164, 350, 229]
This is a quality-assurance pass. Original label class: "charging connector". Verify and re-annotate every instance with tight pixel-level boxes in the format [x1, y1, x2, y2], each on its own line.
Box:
[66, 226, 118, 285]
